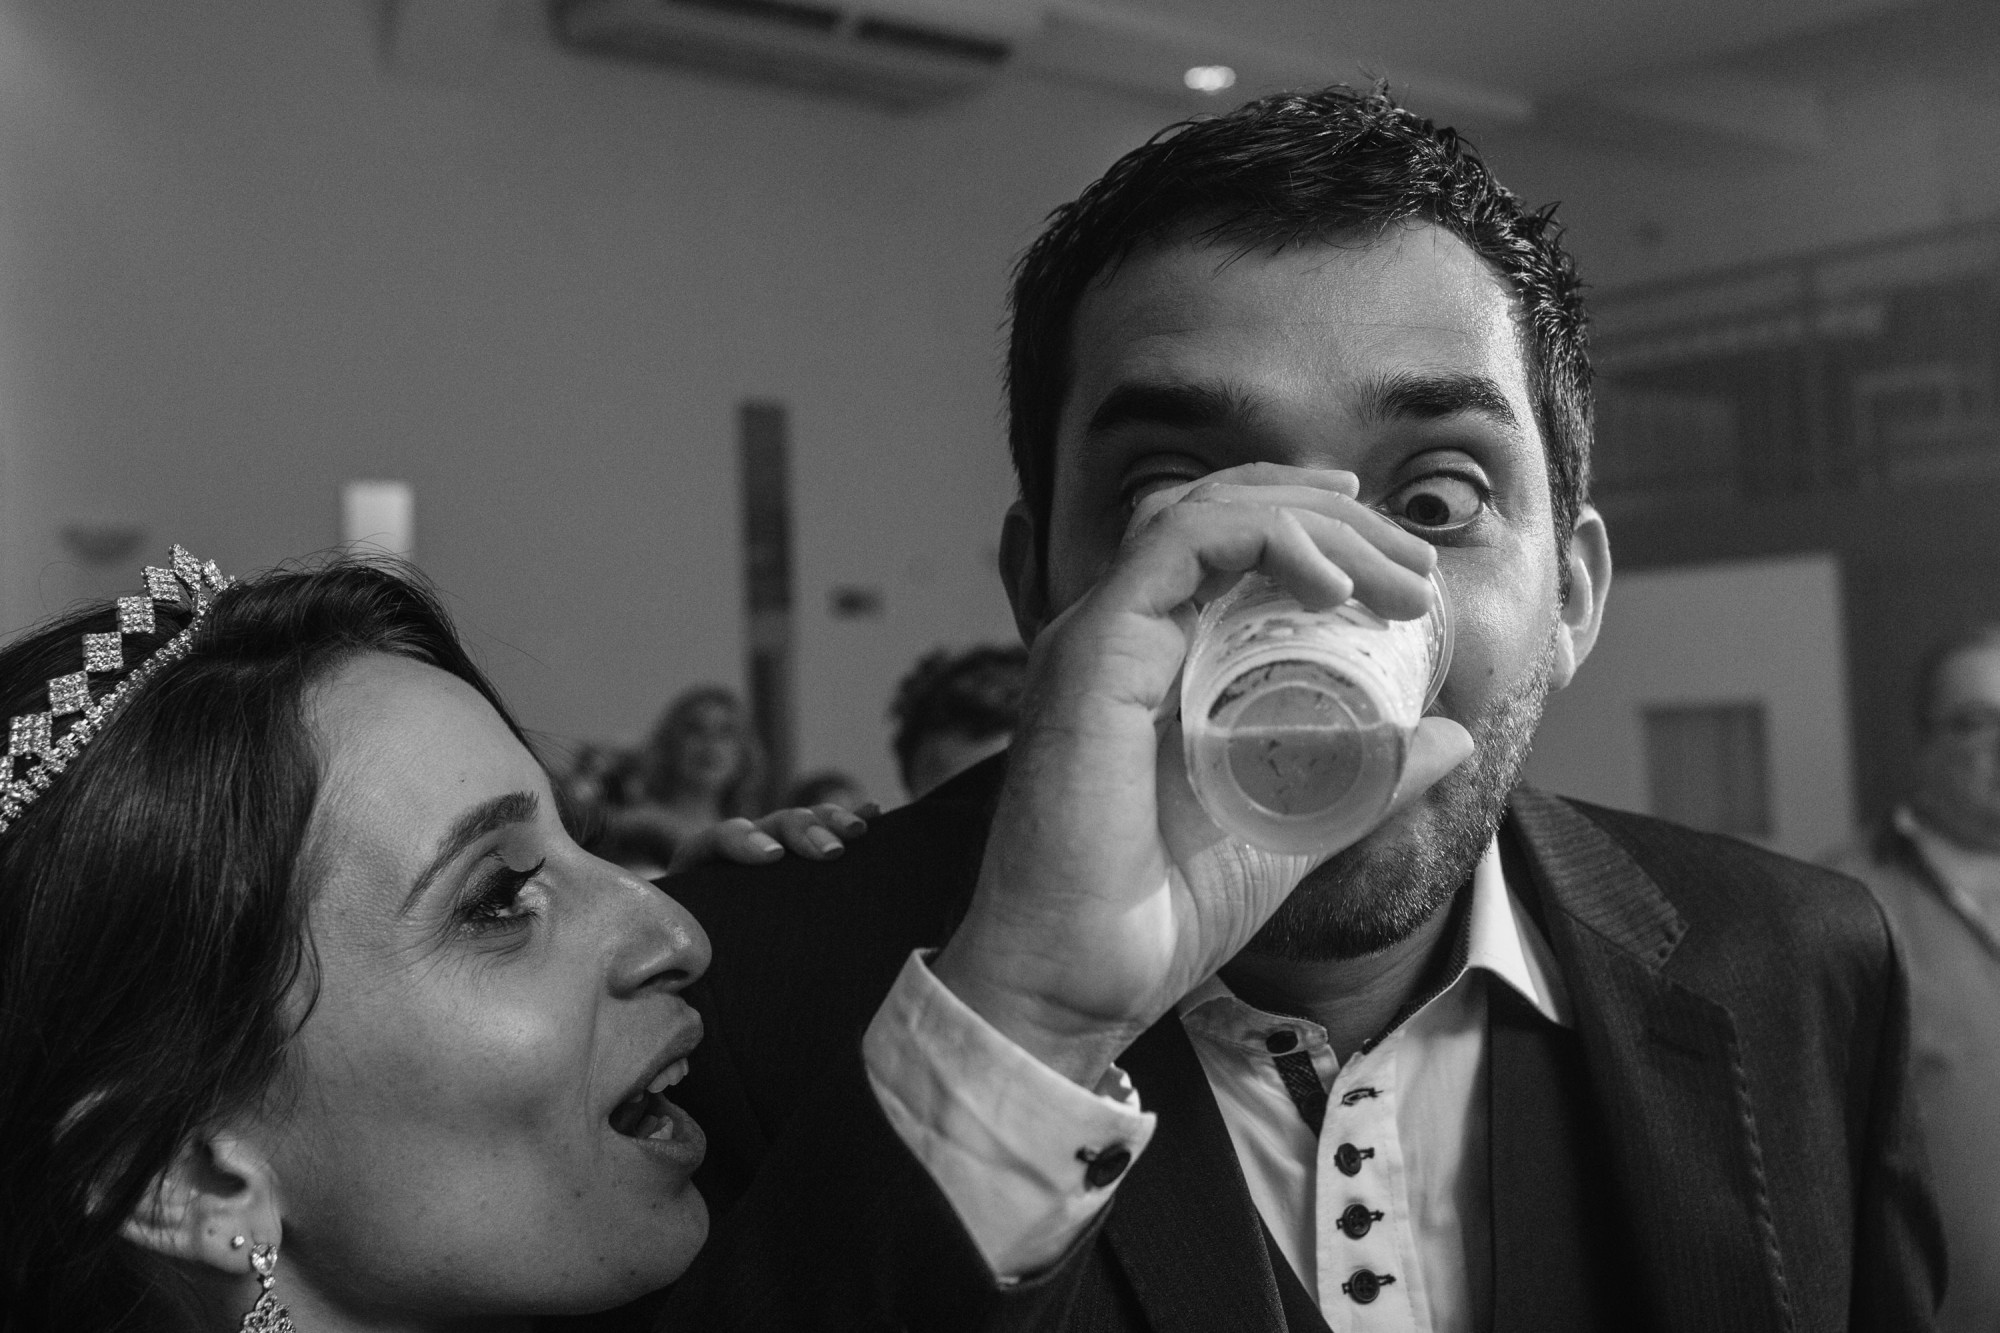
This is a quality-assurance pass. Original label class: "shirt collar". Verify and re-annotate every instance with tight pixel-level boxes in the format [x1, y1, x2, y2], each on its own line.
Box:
[1179, 837, 1573, 1043]
[1895, 803, 2000, 907]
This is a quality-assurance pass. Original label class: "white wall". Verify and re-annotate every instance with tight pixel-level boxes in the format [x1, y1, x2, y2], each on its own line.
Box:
[1524, 553, 1854, 858]
[0, 0, 1166, 800]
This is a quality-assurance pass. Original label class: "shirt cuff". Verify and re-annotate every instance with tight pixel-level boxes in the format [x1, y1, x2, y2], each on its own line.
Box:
[863, 949, 1157, 1280]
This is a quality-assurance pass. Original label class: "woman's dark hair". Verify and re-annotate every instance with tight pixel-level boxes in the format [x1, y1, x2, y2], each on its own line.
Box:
[639, 685, 765, 819]
[1007, 84, 1592, 586]
[0, 558, 527, 1331]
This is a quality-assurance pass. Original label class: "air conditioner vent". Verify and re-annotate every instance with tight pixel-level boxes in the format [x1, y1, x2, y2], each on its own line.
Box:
[550, 0, 1036, 110]
[852, 17, 1007, 65]
[669, 0, 841, 35]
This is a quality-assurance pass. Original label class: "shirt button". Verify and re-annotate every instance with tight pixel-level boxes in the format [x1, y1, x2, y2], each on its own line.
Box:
[1341, 1270, 1397, 1304]
[1333, 1142, 1375, 1176]
[1336, 1203, 1383, 1239]
[1077, 1144, 1132, 1189]
[1263, 1029, 1299, 1054]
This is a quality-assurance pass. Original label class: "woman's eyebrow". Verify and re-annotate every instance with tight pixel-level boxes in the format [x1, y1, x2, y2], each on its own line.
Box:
[401, 790, 540, 913]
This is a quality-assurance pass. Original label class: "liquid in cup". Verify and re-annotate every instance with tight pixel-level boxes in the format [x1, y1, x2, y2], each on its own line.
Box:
[1180, 570, 1452, 856]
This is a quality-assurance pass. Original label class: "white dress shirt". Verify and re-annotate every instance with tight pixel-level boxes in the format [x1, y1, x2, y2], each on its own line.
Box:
[1896, 804, 2000, 947]
[861, 837, 1570, 1330]
[1178, 841, 1570, 1329]
[863, 947, 1158, 1276]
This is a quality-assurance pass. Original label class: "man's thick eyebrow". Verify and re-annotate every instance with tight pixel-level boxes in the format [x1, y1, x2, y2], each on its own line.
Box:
[1356, 371, 1522, 432]
[1084, 382, 1257, 438]
[402, 790, 540, 913]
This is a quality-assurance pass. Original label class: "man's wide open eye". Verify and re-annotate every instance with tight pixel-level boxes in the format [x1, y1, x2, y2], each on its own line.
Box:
[1119, 467, 1204, 514]
[1383, 474, 1483, 532]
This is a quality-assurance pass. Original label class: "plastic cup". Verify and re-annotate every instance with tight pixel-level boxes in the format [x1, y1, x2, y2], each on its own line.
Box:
[1180, 569, 1452, 856]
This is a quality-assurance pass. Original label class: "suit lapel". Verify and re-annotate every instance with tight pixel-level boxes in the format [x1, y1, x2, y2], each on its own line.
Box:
[1487, 985, 1644, 1332]
[1109, 1016, 1290, 1333]
[1505, 791, 1793, 1333]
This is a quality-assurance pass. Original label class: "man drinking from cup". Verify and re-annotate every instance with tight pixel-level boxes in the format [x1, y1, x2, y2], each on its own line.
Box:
[660, 86, 1941, 1332]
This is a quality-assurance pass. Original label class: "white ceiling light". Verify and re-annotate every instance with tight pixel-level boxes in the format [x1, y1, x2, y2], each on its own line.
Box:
[1183, 64, 1235, 93]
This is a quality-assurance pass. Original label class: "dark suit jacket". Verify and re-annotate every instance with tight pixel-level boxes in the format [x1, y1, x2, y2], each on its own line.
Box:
[657, 758, 1943, 1331]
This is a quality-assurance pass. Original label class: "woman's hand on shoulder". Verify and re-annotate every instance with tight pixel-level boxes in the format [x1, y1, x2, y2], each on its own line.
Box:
[664, 803, 879, 874]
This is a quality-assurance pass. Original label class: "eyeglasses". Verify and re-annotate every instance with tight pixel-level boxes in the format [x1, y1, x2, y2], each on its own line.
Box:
[1928, 708, 2000, 743]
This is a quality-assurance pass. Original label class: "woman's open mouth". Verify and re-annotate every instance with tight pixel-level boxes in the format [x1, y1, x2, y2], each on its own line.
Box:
[610, 1058, 687, 1139]
[608, 1055, 707, 1170]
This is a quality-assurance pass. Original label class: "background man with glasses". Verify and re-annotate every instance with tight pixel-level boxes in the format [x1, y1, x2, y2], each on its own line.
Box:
[1828, 625, 2000, 1333]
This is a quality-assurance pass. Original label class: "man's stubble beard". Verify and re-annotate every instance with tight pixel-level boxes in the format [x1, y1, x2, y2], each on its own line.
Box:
[1242, 631, 1557, 963]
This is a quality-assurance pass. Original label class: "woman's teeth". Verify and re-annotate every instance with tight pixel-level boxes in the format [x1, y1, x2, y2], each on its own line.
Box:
[611, 1059, 690, 1139]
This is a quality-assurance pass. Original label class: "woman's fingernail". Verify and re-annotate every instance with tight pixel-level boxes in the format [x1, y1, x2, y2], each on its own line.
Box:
[751, 834, 782, 854]
[808, 828, 842, 854]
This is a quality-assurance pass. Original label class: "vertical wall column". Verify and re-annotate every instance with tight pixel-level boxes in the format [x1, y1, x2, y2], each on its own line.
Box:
[740, 400, 794, 809]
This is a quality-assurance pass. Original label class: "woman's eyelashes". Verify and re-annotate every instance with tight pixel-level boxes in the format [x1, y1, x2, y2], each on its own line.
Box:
[458, 856, 549, 936]
[1380, 470, 1488, 534]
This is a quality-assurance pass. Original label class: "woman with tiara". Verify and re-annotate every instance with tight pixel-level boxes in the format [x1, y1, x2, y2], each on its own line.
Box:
[0, 549, 867, 1331]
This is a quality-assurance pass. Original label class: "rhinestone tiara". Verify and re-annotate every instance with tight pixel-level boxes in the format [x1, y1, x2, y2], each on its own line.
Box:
[0, 545, 232, 838]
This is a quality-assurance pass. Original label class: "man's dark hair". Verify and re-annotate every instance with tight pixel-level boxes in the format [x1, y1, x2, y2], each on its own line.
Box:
[889, 644, 1028, 788]
[1006, 84, 1591, 576]
[0, 559, 527, 1330]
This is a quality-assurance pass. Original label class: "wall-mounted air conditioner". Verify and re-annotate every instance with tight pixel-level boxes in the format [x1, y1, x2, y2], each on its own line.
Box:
[548, 0, 1043, 110]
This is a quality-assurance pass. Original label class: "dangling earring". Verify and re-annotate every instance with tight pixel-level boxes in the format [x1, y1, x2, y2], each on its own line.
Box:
[239, 1241, 296, 1333]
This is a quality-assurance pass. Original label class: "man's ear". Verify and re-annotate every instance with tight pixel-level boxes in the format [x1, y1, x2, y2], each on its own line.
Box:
[998, 501, 1051, 647]
[1550, 504, 1611, 691]
[121, 1131, 280, 1273]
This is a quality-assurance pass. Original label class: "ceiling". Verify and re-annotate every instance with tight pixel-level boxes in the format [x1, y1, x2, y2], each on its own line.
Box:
[1096, 0, 1919, 95]
[1016, 0, 1992, 158]
[396, 0, 1998, 163]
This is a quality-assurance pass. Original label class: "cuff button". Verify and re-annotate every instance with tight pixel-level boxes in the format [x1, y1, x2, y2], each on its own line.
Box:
[1077, 1144, 1132, 1189]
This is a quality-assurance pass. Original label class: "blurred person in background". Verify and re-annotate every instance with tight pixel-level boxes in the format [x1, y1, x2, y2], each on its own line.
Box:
[889, 645, 1027, 800]
[557, 740, 644, 816]
[1825, 624, 2000, 1333]
[555, 739, 645, 863]
[602, 686, 769, 875]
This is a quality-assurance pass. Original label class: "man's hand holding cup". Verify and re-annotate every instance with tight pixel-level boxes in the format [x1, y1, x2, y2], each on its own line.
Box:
[931, 465, 1476, 1086]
